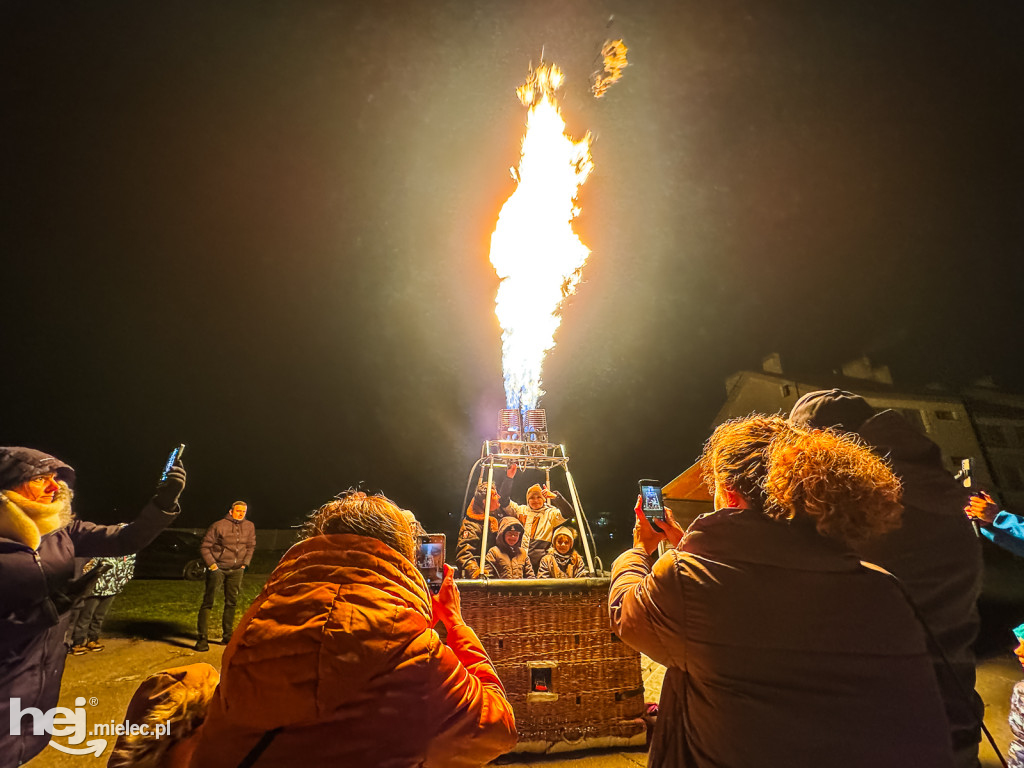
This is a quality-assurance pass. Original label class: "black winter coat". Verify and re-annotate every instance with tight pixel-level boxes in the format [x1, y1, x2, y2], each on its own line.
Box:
[855, 410, 983, 764]
[0, 502, 177, 768]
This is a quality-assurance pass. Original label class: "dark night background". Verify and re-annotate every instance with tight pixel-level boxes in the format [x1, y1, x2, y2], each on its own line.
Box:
[2, 1, 1021, 559]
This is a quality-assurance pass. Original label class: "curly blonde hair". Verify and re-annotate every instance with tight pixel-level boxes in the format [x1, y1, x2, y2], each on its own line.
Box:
[700, 415, 902, 545]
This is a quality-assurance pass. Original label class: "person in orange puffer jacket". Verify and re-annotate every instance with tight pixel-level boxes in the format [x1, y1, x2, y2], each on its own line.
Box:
[187, 492, 517, 768]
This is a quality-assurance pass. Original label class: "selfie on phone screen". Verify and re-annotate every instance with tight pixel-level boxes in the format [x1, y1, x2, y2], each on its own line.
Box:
[416, 535, 445, 592]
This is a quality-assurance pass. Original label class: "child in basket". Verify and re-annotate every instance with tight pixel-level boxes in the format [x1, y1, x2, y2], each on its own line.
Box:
[484, 517, 535, 579]
[537, 526, 586, 579]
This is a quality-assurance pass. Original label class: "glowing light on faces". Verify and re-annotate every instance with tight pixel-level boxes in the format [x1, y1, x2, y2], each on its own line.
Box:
[489, 62, 593, 413]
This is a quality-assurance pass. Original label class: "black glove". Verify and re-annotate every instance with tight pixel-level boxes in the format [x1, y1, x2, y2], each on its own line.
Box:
[47, 562, 113, 620]
[153, 461, 186, 511]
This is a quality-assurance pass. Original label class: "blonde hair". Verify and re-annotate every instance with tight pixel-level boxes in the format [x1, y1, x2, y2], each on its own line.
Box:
[700, 415, 902, 545]
[107, 666, 219, 768]
[300, 492, 415, 561]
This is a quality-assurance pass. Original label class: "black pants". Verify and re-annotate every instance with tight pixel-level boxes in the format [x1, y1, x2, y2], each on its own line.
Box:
[71, 594, 115, 645]
[197, 567, 244, 640]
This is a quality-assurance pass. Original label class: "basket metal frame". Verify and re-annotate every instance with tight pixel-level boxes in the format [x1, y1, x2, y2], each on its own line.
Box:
[463, 440, 598, 578]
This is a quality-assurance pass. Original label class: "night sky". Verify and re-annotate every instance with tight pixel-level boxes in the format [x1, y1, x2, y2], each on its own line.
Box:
[2, 1, 1022, 557]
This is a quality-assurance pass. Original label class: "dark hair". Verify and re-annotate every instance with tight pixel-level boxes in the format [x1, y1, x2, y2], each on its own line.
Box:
[472, 481, 496, 512]
[700, 415, 902, 545]
[299, 492, 415, 560]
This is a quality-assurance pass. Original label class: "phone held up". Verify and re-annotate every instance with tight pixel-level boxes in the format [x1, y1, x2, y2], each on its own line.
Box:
[160, 444, 186, 482]
[416, 534, 446, 594]
[638, 479, 665, 530]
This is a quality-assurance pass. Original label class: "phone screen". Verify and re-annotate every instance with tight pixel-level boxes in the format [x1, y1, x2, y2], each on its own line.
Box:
[416, 534, 446, 593]
[160, 444, 185, 482]
[639, 481, 665, 522]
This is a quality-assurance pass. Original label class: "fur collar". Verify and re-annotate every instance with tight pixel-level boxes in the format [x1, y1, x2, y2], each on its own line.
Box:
[0, 482, 73, 550]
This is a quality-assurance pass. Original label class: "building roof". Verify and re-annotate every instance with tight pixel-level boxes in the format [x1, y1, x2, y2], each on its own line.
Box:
[663, 461, 712, 503]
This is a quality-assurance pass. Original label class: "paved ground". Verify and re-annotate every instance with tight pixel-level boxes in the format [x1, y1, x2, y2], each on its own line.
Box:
[23, 633, 1024, 768]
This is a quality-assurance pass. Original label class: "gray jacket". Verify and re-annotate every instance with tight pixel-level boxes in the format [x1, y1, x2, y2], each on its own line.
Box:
[200, 516, 255, 570]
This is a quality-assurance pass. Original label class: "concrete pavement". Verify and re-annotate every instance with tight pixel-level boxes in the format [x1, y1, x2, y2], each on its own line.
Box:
[23, 637, 1022, 767]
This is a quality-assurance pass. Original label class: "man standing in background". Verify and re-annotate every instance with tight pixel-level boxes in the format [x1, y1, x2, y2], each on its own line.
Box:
[195, 501, 255, 652]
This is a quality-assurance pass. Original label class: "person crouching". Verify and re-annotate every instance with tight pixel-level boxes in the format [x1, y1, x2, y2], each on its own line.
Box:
[485, 517, 534, 579]
[107, 663, 219, 768]
[537, 526, 585, 579]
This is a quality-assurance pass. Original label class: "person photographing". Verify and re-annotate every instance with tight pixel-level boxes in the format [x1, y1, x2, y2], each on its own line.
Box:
[0, 445, 185, 768]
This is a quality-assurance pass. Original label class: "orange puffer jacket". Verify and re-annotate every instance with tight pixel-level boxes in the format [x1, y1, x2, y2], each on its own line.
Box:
[188, 533, 517, 768]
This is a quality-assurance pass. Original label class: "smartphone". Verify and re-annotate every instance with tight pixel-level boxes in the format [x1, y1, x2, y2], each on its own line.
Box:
[416, 534, 446, 594]
[639, 479, 665, 523]
[160, 444, 186, 482]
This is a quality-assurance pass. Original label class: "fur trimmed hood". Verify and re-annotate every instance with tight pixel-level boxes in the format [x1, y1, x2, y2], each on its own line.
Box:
[0, 481, 74, 550]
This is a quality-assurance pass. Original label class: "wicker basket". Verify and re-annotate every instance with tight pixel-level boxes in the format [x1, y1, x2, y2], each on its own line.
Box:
[456, 577, 646, 753]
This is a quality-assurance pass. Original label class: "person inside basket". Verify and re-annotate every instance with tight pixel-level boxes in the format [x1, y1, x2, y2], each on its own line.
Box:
[507, 479, 576, 574]
[485, 516, 535, 579]
[609, 415, 954, 768]
[188, 491, 517, 768]
[537, 525, 585, 579]
[107, 662, 219, 768]
[455, 469, 515, 578]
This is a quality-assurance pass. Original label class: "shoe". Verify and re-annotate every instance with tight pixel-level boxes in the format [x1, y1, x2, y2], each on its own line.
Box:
[194, 639, 210, 652]
[70, 645, 87, 656]
[220, 636, 232, 646]
[85, 640, 104, 652]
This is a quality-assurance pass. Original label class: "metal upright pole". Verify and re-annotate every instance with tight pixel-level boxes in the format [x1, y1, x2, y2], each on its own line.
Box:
[563, 466, 595, 574]
[479, 457, 496, 578]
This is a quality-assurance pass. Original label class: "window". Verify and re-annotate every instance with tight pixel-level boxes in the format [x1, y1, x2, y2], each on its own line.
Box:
[996, 464, 1024, 491]
[526, 662, 558, 702]
[935, 410, 958, 421]
[530, 667, 552, 693]
[978, 424, 1008, 448]
[780, 385, 792, 398]
[897, 409, 926, 433]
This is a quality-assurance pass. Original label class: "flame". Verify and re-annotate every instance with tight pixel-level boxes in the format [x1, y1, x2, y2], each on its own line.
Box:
[489, 62, 594, 414]
[592, 39, 628, 98]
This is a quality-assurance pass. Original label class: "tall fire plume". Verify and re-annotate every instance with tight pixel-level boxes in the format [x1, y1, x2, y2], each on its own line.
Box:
[489, 61, 594, 414]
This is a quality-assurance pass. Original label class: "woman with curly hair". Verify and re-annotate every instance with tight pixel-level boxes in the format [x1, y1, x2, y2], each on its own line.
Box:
[609, 415, 953, 768]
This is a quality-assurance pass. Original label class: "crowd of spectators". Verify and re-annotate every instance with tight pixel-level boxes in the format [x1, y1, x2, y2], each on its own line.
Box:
[3, 386, 1016, 767]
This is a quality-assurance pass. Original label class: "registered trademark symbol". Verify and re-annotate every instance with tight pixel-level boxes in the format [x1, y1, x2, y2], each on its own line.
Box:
[88, 697, 98, 707]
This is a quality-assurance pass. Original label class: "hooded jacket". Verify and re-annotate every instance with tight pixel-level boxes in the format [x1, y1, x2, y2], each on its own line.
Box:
[791, 393, 984, 764]
[537, 526, 585, 578]
[188, 533, 517, 768]
[484, 517, 534, 579]
[610, 507, 954, 768]
[200, 514, 256, 570]
[0, 487, 178, 768]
